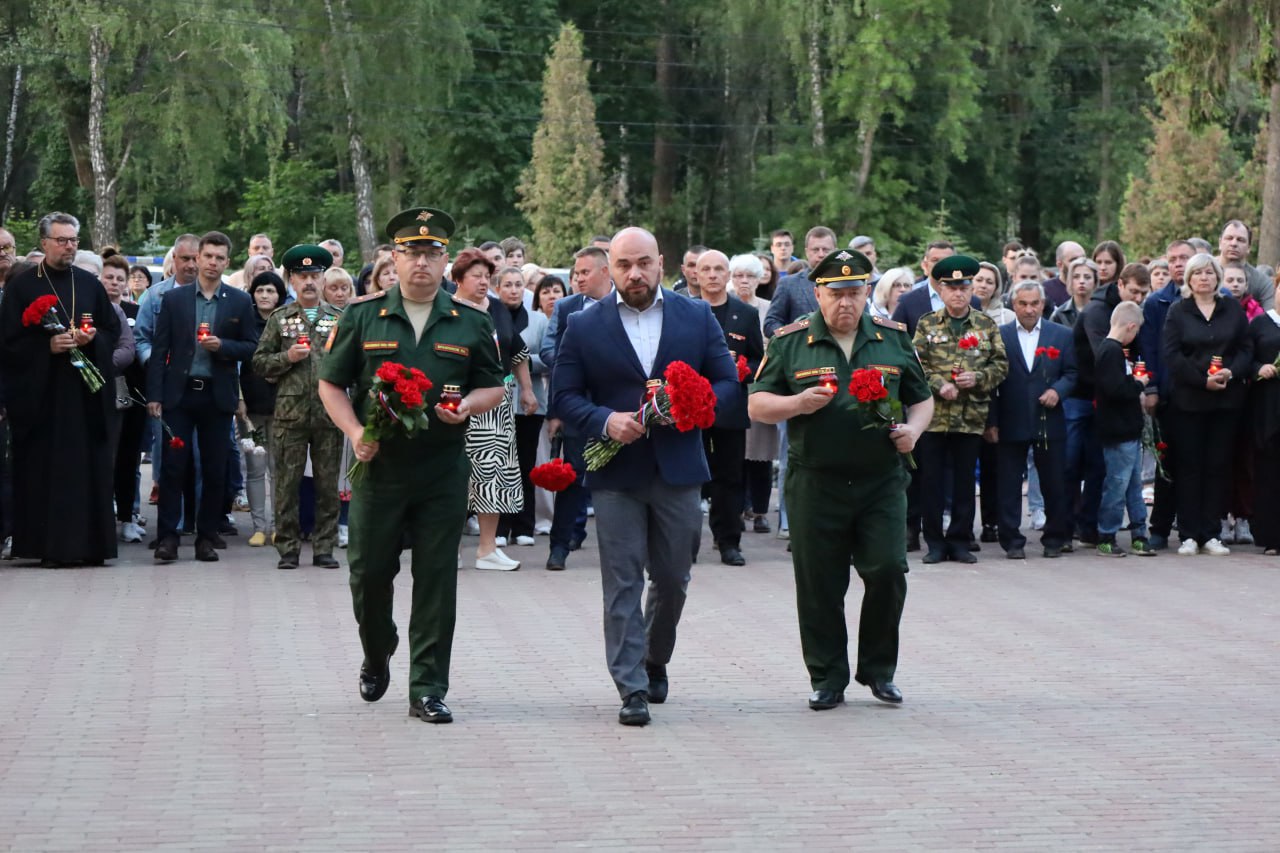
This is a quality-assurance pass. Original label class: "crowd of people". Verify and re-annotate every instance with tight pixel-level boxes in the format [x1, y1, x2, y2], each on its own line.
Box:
[2, 207, 1278, 725]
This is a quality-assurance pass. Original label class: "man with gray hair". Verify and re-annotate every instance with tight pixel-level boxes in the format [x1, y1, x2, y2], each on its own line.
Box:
[0, 225, 17, 284]
[988, 279, 1077, 559]
[319, 238, 345, 271]
[0, 211, 121, 566]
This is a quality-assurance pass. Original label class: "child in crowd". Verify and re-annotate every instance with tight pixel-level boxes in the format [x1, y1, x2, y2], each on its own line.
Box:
[1094, 301, 1155, 557]
[1224, 262, 1262, 320]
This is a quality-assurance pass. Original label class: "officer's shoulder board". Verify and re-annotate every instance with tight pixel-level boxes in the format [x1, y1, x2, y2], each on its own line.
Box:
[870, 315, 907, 333]
[449, 295, 487, 315]
[347, 290, 387, 306]
[774, 317, 810, 338]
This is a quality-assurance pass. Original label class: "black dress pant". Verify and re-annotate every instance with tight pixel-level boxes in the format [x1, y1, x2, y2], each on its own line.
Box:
[918, 431, 981, 556]
[1253, 438, 1280, 550]
[703, 426, 746, 551]
[157, 385, 232, 544]
[1169, 406, 1238, 545]
[744, 459, 773, 515]
[1149, 401, 1178, 537]
[979, 441, 999, 529]
[996, 439, 1069, 551]
[113, 403, 148, 522]
[500, 414, 544, 539]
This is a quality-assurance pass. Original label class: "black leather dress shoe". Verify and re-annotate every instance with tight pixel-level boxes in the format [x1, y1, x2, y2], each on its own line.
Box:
[950, 547, 977, 565]
[646, 662, 668, 704]
[217, 519, 238, 536]
[277, 551, 300, 570]
[154, 537, 179, 563]
[753, 516, 771, 534]
[359, 635, 398, 702]
[1006, 547, 1026, 560]
[906, 532, 921, 552]
[195, 539, 219, 562]
[808, 689, 845, 710]
[208, 533, 228, 550]
[619, 691, 650, 726]
[856, 675, 903, 704]
[922, 549, 946, 564]
[545, 548, 567, 571]
[967, 537, 981, 552]
[980, 525, 999, 543]
[409, 695, 453, 723]
[720, 547, 746, 566]
[1043, 545, 1063, 558]
[314, 553, 340, 569]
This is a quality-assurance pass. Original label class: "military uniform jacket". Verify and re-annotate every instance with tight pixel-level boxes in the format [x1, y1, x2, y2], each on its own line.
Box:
[252, 301, 343, 429]
[912, 308, 1009, 434]
[318, 286, 505, 450]
[751, 309, 931, 477]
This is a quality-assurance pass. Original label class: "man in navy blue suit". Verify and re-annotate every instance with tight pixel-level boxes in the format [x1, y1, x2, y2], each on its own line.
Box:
[988, 281, 1077, 559]
[540, 245, 614, 571]
[553, 227, 739, 726]
[146, 231, 259, 563]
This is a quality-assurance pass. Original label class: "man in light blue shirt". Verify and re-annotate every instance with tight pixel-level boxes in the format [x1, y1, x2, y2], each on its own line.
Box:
[136, 235, 200, 365]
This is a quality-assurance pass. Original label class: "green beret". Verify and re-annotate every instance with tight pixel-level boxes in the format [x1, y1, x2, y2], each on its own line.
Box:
[930, 254, 980, 285]
[385, 207, 455, 248]
[807, 249, 874, 288]
[280, 244, 333, 273]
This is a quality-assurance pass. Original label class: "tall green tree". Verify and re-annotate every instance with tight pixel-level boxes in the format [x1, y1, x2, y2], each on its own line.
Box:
[517, 23, 615, 265]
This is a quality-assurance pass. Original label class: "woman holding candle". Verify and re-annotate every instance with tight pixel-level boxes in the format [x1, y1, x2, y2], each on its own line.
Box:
[241, 272, 285, 546]
[451, 250, 536, 571]
[1162, 253, 1252, 556]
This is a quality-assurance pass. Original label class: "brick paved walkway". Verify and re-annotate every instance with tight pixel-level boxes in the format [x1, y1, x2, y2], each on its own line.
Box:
[2, 512, 1279, 851]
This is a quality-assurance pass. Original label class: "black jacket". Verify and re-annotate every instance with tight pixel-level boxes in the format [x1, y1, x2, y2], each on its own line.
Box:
[1162, 295, 1252, 413]
[146, 282, 258, 414]
[239, 310, 278, 416]
[708, 294, 763, 430]
[1248, 314, 1280, 447]
[1093, 338, 1144, 444]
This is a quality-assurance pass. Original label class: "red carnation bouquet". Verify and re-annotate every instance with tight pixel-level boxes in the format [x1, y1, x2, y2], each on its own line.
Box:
[848, 367, 915, 469]
[22, 294, 106, 392]
[347, 361, 433, 483]
[957, 332, 981, 350]
[584, 359, 717, 471]
[530, 458, 578, 492]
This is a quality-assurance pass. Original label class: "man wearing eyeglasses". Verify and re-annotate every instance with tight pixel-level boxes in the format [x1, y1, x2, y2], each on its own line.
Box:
[0, 211, 122, 567]
[0, 227, 16, 285]
[319, 207, 506, 724]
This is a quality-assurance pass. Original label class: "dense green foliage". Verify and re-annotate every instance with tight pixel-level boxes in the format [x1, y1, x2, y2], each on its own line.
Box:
[0, 0, 1275, 272]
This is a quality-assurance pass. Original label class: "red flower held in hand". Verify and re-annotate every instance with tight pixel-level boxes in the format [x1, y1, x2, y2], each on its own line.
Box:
[848, 368, 888, 403]
[736, 354, 751, 383]
[22, 294, 59, 327]
[409, 367, 433, 392]
[169, 436, 185, 450]
[531, 458, 577, 492]
[958, 333, 981, 350]
[1156, 441, 1168, 451]
[400, 389, 424, 409]
[375, 362, 403, 383]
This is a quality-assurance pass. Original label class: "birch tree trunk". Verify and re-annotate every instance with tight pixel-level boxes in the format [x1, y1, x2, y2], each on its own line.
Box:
[1260, 74, 1280, 267]
[323, 0, 376, 261]
[1, 64, 22, 222]
[88, 26, 118, 248]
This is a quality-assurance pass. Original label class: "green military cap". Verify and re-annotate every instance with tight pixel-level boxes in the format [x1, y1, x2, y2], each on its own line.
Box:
[930, 254, 980, 285]
[385, 207, 455, 248]
[280, 244, 333, 273]
[808, 248, 874, 288]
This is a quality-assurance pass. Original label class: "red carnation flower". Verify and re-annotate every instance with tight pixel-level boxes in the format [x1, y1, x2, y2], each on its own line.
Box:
[1046, 346, 1060, 360]
[394, 378, 416, 396]
[1156, 441, 1168, 451]
[22, 294, 60, 328]
[399, 389, 424, 409]
[1035, 346, 1046, 357]
[531, 458, 578, 492]
[736, 354, 751, 383]
[169, 436, 185, 450]
[957, 333, 981, 350]
[848, 367, 888, 403]
[375, 362, 404, 383]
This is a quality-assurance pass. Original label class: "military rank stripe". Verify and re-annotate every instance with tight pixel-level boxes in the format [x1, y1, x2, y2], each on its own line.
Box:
[362, 341, 398, 351]
[868, 364, 901, 375]
[793, 367, 829, 380]
[434, 342, 470, 357]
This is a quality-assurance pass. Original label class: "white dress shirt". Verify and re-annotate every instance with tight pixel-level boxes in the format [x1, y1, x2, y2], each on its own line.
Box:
[617, 287, 664, 376]
[1016, 318, 1041, 372]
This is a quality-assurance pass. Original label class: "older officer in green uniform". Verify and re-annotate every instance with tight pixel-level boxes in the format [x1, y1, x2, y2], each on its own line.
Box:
[318, 208, 505, 724]
[252, 244, 344, 570]
[749, 249, 933, 710]
[912, 255, 1008, 565]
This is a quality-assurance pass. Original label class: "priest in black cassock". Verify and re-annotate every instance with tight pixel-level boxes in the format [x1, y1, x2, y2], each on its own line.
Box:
[0, 212, 120, 566]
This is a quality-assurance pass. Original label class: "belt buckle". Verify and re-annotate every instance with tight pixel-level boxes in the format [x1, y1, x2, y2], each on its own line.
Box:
[191, 378, 205, 391]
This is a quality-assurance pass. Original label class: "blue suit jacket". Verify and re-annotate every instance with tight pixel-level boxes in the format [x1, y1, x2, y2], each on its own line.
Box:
[541, 292, 594, 420]
[146, 283, 259, 413]
[763, 273, 818, 337]
[552, 289, 740, 491]
[990, 320, 1077, 442]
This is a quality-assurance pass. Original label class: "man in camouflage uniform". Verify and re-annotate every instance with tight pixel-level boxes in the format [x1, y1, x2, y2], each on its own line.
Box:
[252, 244, 344, 570]
[912, 255, 1009, 564]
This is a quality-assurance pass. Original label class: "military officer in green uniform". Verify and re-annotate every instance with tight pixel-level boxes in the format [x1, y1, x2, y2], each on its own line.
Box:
[911, 255, 1008, 565]
[317, 207, 505, 724]
[252, 244, 344, 570]
[749, 249, 934, 710]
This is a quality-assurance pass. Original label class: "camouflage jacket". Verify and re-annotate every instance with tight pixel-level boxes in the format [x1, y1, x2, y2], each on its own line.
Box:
[251, 301, 343, 428]
[912, 308, 1008, 434]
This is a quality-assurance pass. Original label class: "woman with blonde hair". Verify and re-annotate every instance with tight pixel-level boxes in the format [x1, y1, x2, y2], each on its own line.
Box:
[870, 267, 914, 320]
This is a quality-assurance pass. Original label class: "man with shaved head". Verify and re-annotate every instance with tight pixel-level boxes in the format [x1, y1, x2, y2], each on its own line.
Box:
[696, 249, 764, 565]
[1043, 241, 1084, 310]
[552, 227, 740, 726]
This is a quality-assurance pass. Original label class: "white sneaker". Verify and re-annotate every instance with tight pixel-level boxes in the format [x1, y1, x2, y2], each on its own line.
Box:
[1030, 509, 1046, 530]
[534, 524, 552, 535]
[495, 536, 508, 547]
[119, 521, 143, 543]
[2, 536, 11, 559]
[464, 517, 480, 535]
[1235, 519, 1254, 545]
[1201, 538, 1230, 556]
[475, 549, 520, 571]
[699, 499, 709, 515]
[515, 535, 536, 546]
[1177, 538, 1199, 556]
[133, 513, 148, 529]
[1219, 519, 1235, 544]
[338, 524, 349, 549]
[586, 505, 595, 518]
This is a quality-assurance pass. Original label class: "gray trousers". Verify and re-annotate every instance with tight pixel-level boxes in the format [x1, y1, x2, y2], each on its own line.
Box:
[594, 482, 701, 698]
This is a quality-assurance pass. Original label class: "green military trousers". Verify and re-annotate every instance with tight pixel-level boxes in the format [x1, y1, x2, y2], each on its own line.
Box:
[785, 461, 909, 692]
[347, 442, 469, 702]
[272, 421, 344, 557]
